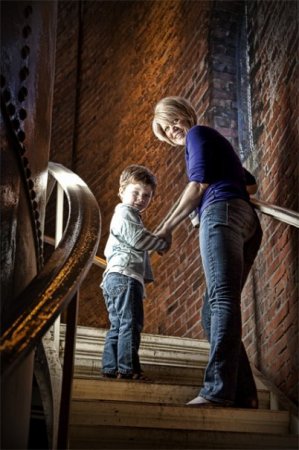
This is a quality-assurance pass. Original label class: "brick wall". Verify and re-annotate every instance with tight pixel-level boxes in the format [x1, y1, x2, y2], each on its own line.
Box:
[242, 0, 298, 404]
[50, 1, 80, 167]
[50, 0, 298, 404]
[51, 0, 212, 333]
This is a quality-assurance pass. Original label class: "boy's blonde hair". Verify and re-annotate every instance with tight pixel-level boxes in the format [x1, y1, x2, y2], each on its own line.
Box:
[152, 96, 197, 146]
[120, 164, 157, 194]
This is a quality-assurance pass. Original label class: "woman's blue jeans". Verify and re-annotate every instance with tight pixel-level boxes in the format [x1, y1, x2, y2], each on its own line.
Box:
[199, 199, 262, 405]
[102, 273, 144, 376]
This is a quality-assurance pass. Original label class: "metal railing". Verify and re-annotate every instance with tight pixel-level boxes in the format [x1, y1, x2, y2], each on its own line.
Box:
[0, 162, 101, 448]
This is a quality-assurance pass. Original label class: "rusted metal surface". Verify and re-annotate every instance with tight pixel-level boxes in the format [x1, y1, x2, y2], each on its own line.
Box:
[0, 162, 101, 378]
[0, 4, 101, 448]
[1, 0, 57, 322]
[1, 3, 58, 448]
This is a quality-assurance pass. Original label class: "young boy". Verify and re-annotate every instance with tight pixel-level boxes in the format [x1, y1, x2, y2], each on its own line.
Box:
[101, 164, 169, 380]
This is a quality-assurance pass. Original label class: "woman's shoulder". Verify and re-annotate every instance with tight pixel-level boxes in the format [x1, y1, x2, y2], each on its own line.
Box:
[187, 124, 221, 141]
[188, 124, 219, 136]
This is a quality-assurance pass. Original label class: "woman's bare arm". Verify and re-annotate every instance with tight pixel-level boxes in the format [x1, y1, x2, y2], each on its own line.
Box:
[157, 181, 208, 238]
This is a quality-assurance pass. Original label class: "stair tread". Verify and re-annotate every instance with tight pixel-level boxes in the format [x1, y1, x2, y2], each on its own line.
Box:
[69, 425, 298, 450]
[67, 327, 296, 449]
[72, 376, 270, 409]
[70, 398, 290, 435]
[73, 375, 271, 391]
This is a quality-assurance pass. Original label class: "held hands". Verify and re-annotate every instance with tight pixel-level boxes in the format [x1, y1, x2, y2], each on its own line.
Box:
[156, 227, 172, 255]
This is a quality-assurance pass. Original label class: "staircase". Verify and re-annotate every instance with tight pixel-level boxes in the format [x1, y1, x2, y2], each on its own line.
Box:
[65, 326, 298, 449]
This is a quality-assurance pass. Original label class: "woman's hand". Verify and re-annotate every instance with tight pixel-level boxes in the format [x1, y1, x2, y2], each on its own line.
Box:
[246, 183, 258, 195]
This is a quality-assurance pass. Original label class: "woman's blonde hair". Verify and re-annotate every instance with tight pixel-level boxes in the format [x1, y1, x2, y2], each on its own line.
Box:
[152, 96, 197, 146]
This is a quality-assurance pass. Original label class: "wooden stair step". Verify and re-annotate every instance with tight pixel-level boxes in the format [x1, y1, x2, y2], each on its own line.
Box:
[67, 327, 296, 449]
[73, 362, 268, 392]
[62, 325, 211, 374]
[69, 424, 298, 450]
[70, 399, 290, 435]
[74, 362, 206, 385]
[72, 377, 270, 409]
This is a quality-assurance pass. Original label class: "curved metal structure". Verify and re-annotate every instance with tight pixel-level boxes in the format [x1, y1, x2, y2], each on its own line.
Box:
[0, 162, 101, 376]
[1, 3, 59, 448]
[1, 162, 101, 448]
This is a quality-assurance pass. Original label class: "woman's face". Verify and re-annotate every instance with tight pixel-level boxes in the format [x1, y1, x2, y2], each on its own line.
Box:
[163, 118, 190, 146]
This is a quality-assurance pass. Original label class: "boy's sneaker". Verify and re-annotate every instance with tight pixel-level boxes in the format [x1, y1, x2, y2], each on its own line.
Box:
[116, 373, 132, 379]
[117, 372, 151, 381]
[102, 372, 117, 379]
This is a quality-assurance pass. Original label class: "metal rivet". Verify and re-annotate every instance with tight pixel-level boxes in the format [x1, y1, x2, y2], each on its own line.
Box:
[19, 108, 27, 120]
[22, 25, 32, 39]
[23, 156, 29, 167]
[18, 86, 28, 102]
[7, 103, 16, 116]
[21, 46, 30, 59]
[32, 200, 38, 210]
[20, 67, 29, 81]
[12, 118, 20, 130]
[28, 179, 34, 189]
[24, 5, 33, 18]
[3, 89, 11, 102]
[18, 130, 26, 142]
[30, 190, 36, 199]
[19, 145, 26, 155]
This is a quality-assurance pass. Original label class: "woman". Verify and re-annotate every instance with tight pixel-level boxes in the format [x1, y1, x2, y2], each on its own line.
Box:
[153, 96, 263, 408]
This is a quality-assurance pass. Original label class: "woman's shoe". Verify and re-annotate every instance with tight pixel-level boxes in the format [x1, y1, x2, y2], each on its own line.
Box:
[132, 371, 151, 381]
[116, 373, 132, 379]
[234, 397, 259, 409]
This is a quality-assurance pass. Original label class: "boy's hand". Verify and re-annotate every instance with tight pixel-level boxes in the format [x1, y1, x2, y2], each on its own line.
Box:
[156, 229, 172, 254]
[157, 240, 172, 255]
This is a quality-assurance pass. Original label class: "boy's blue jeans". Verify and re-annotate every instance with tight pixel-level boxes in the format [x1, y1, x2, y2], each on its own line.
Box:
[102, 273, 144, 376]
[199, 199, 263, 405]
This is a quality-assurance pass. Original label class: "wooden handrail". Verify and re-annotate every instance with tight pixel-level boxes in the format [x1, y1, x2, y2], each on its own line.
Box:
[250, 197, 299, 228]
[154, 195, 299, 230]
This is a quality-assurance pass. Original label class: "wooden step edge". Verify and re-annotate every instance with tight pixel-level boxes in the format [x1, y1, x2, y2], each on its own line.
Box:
[70, 399, 290, 435]
[71, 377, 271, 409]
[60, 324, 210, 365]
[69, 424, 299, 450]
[72, 362, 267, 393]
[60, 325, 270, 392]
[61, 324, 210, 350]
[62, 325, 267, 387]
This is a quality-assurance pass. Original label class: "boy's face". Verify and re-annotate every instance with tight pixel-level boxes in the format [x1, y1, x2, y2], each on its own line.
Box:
[119, 182, 153, 212]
